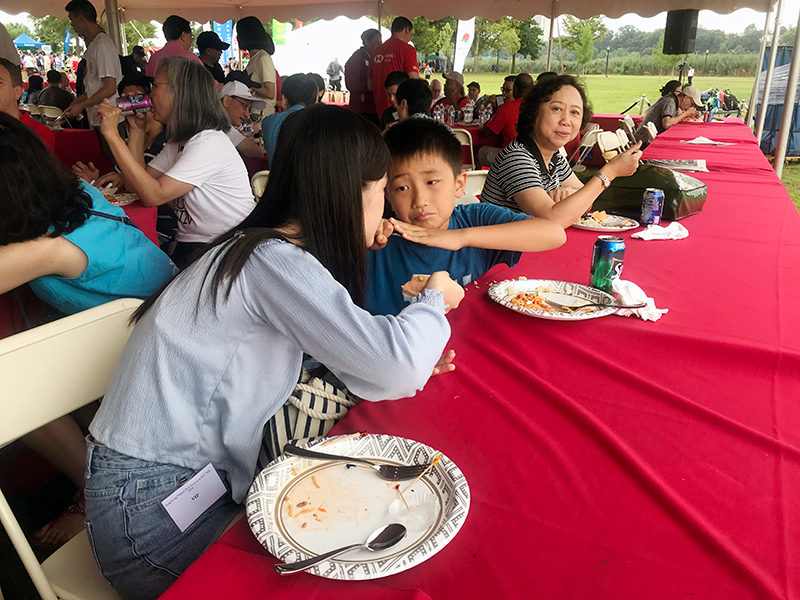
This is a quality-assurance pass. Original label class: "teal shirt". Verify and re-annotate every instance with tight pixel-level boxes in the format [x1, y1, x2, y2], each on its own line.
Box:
[28, 183, 177, 314]
[262, 104, 305, 162]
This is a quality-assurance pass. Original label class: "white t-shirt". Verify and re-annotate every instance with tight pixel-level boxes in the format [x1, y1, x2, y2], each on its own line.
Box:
[245, 49, 277, 116]
[226, 127, 245, 148]
[148, 129, 255, 243]
[83, 32, 123, 127]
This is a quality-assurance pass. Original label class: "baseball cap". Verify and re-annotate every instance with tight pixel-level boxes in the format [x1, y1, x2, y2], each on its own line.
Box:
[219, 81, 266, 110]
[197, 31, 230, 52]
[680, 85, 702, 108]
[444, 71, 464, 86]
[467, 81, 480, 90]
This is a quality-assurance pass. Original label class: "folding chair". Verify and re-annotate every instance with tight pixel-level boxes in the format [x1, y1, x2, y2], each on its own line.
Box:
[618, 115, 636, 145]
[0, 299, 141, 600]
[451, 128, 475, 171]
[596, 130, 624, 162]
[645, 122, 658, 143]
[251, 170, 270, 200]
[459, 169, 488, 205]
[569, 127, 600, 173]
[615, 128, 630, 151]
[21, 104, 40, 117]
[38, 105, 73, 129]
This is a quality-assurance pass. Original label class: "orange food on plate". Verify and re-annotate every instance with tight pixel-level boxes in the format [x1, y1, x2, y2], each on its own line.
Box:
[401, 274, 430, 298]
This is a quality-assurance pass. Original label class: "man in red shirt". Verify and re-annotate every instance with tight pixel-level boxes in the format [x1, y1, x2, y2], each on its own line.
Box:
[368, 16, 419, 116]
[0, 58, 56, 151]
[346, 28, 381, 127]
[478, 72, 533, 168]
[432, 71, 469, 112]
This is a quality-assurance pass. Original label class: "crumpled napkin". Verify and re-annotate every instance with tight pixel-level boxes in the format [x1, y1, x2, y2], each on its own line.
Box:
[680, 136, 734, 146]
[632, 222, 689, 241]
[612, 279, 669, 321]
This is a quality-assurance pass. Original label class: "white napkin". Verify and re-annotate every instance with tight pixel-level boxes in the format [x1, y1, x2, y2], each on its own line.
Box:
[611, 279, 668, 322]
[631, 222, 689, 241]
[680, 136, 734, 145]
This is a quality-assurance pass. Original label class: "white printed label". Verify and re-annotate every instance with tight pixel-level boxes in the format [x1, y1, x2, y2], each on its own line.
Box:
[162, 463, 226, 532]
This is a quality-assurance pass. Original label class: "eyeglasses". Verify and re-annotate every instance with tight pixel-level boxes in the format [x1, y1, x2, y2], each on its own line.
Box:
[501, 86, 513, 93]
[232, 97, 253, 111]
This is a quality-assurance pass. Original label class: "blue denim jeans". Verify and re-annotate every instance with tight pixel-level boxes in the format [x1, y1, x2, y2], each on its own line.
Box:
[84, 437, 240, 600]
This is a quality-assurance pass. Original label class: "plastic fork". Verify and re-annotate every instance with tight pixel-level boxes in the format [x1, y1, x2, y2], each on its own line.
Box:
[544, 298, 647, 312]
[283, 444, 432, 481]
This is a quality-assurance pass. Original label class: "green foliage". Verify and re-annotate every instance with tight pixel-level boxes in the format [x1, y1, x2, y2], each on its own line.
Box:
[651, 33, 682, 69]
[6, 22, 32, 39]
[573, 21, 596, 70]
[31, 16, 76, 53]
[518, 17, 544, 59]
[411, 17, 456, 64]
[563, 15, 608, 48]
[122, 20, 156, 47]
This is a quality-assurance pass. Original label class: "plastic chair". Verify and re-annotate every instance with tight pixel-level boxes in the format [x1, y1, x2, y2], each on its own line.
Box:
[451, 128, 475, 171]
[38, 105, 73, 129]
[459, 170, 488, 205]
[21, 103, 40, 116]
[615, 128, 630, 150]
[0, 298, 141, 600]
[619, 116, 636, 145]
[596, 130, 624, 162]
[569, 127, 600, 173]
[251, 170, 270, 200]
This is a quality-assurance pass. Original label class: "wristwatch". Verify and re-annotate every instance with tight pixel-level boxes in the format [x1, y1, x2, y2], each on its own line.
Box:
[593, 171, 611, 189]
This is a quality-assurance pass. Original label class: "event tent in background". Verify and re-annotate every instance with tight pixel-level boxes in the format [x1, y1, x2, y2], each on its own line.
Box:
[13, 33, 44, 48]
[272, 16, 390, 83]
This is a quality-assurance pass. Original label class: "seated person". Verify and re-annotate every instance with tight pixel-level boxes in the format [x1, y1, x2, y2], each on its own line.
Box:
[261, 73, 316, 161]
[432, 71, 469, 113]
[95, 56, 255, 268]
[0, 58, 54, 149]
[38, 69, 75, 110]
[467, 80, 490, 118]
[429, 77, 444, 106]
[380, 70, 410, 130]
[480, 75, 641, 228]
[478, 72, 534, 168]
[21, 74, 44, 104]
[366, 117, 567, 316]
[488, 74, 515, 110]
[394, 77, 432, 121]
[307, 72, 326, 104]
[218, 80, 267, 158]
[634, 82, 702, 147]
[0, 112, 175, 547]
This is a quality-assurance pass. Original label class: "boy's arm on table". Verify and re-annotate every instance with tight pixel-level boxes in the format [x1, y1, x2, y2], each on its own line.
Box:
[389, 216, 566, 253]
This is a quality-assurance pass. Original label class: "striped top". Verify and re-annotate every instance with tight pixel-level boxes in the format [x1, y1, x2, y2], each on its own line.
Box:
[480, 140, 574, 213]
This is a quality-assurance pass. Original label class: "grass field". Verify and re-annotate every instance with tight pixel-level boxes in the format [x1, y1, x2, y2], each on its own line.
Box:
[430, 72, 800, 213]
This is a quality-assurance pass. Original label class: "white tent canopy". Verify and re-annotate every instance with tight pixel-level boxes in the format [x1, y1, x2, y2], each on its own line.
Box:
[1, 0, 771, 25]
[272, 16, 390, 82]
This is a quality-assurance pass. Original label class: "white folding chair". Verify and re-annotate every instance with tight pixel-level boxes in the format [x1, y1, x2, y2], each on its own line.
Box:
[38, 105, 73, 129]
[459, 169, 488, 205]
[615, 128, 630, 150]
[645, 122, 658, 143]
[0, 299, 141, 600]
[619, 116, 636, 145]
[251, 170, 270, 200]
[451, 128, 475, 171]
[21, 103, 40, 116]
[596, 130, 624, 162]
[569, 127, 600, 173]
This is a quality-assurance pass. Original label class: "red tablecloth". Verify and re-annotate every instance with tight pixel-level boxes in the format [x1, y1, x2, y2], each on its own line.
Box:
[52, 128, 114, 174]
[159, 119, 800, 599]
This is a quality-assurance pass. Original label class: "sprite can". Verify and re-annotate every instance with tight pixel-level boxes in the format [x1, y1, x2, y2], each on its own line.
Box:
[590, 236, 625, 293]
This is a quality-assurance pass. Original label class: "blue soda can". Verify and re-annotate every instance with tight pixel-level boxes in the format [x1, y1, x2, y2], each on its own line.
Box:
[641, 188, 665, 226]
[590, 235, 626, 293]
[116, 94, 152, 115]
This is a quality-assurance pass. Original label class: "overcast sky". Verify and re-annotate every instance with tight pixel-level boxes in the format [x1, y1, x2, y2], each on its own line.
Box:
[3, 3, 800, 37]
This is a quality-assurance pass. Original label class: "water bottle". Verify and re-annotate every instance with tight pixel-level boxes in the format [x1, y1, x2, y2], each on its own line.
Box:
[463, 100, 474, 124]
[446, 105, 455, 126]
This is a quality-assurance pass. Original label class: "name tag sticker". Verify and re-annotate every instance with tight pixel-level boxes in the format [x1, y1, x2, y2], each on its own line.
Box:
[162, 463, 226, 532]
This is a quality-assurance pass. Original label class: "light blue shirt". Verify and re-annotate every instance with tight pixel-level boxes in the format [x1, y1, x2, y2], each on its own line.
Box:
[91, 238, 450, 502]
[28, 182, 176, 314]
[262, 104, 305, 162]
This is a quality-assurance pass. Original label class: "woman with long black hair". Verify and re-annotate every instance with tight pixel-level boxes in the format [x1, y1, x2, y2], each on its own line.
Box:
[84, 105, 463, 600]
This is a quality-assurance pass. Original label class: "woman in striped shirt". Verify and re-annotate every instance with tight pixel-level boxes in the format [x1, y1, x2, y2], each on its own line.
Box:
[481, 75, 642, 228]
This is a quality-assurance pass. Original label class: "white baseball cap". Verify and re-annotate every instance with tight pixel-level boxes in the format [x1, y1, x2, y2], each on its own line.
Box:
[218, 81, 266, 110]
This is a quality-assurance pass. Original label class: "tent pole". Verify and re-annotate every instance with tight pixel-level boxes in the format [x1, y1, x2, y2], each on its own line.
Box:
[546, 2, 555, 72]
[377, 0, 382, 32]
[748, 0, 773, 128]
[104, 0, 123, 54]
[755, 0, 784, 144]
[771, 7, 800, 177]
[237, 6, 242, 68]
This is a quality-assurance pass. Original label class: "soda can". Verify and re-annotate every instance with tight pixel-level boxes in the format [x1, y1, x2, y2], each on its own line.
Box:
[590, 235, 625, 293]
[641, 188, 665, 226]
[116, 94, 152, 115]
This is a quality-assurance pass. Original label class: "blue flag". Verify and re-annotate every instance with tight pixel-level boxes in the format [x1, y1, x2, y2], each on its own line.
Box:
[64, 29, 71, 54]
[211, 21, 233, 66]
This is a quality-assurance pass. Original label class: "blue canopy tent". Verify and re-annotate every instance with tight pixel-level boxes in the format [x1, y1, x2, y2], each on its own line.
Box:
[13, 33, 45, 48]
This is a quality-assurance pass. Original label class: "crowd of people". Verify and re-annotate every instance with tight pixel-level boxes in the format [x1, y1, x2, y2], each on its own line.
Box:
[0, 8, 715, 600]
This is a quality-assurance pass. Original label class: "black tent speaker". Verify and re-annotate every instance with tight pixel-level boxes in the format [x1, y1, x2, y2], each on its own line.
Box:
[663, 10, 698, 55]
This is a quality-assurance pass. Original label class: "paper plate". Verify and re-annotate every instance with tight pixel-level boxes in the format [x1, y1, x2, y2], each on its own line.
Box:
[246, 433, 470, 580]
[488, 278, 617, 320]
[573, 214, 639, 232]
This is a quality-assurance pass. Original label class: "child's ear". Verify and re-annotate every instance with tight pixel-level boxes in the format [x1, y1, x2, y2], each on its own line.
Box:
[454, 169, 468, 198]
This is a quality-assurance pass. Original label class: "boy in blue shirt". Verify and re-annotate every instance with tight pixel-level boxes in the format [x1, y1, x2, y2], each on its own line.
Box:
[367, 118, 567, 315]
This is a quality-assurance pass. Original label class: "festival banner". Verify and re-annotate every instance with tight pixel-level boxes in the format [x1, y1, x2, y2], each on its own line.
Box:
[212, 20, 234, 66]
[453, 18, 475, 74]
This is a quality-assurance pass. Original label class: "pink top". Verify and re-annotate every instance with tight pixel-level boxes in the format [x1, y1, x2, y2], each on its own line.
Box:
[146, 41, 201, 77]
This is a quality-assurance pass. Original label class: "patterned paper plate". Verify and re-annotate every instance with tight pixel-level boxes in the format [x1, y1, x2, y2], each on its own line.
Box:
[573, 214, 640, 232]
[488, 278, 617, 321]
[246, 433, 470, 580]
[104, 192, 138, 207]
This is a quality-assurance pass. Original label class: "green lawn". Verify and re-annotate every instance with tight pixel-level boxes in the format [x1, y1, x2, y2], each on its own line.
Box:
[433, 72, 800, 212]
